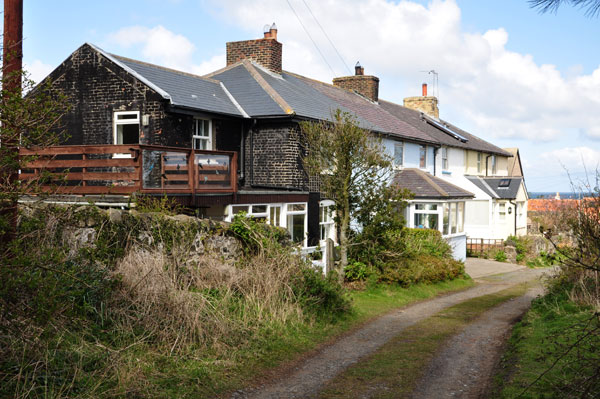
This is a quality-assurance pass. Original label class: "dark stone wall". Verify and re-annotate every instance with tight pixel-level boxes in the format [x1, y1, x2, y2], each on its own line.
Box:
[47, 43, 190, 147]
[244, 121, 310, 190]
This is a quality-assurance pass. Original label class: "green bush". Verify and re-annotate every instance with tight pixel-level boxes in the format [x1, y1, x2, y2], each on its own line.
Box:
[495, 250, 508, 262]
[378, 254, 465, 286]
[506, 235, 532, 264]
[401, 228, 452, 258]
[292, 266, 350, 317]
[344, 261, 373, 282]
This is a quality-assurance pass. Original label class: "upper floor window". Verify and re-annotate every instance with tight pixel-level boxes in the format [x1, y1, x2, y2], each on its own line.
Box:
[442, 147, 448, 170]
[113, 111, 139, 145]
[477, 153, 482, 174]
[419, 145, 427, 169]
[193, 119, 212, 150]
[491, 155, 497, 175]
[394, 142, 404, 168]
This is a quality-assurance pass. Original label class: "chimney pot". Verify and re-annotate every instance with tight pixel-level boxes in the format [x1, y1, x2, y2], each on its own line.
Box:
[422, 83, 428, 97]
[355, 61, 364, 76]
[228, 23, 283, 72]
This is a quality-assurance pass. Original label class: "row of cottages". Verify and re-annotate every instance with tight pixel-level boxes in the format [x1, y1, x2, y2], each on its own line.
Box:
[31, 26, 527, 261]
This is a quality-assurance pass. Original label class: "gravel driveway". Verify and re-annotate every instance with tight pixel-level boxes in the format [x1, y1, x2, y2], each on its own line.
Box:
[235, 263, 548, 399]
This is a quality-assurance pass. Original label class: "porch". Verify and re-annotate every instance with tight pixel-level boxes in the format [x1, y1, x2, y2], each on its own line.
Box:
[18, 144, 238, 196]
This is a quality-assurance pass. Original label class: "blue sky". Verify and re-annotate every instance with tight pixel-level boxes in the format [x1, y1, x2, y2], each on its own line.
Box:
[16, 0, 600, 192]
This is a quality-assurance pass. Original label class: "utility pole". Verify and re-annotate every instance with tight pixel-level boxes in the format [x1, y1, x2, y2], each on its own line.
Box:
[1, 0, 24, 244]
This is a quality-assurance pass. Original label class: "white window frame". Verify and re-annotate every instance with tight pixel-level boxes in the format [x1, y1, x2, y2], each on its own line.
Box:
[193, 118, 212, 151]
[407, 200, 465, 237]
[393, 142, 404, 169]
[491, 155, 497, 175]
[319, 200, 336, 243]
[477, 152, 482, 174]
[419, 145, 427, 169]
[498, 202, 506, 221]
[113, 111, 140, 158]
[225, 202, 308, 246]
[441, 147, 448, 171]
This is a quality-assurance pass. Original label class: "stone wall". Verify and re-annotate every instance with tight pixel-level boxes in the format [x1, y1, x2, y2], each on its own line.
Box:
[53, 208, 243, 261]
[244, 120, 308, 190]
[46, 43, 191, 147]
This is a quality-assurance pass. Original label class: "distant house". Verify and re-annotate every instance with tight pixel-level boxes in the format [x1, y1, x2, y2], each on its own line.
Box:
[27, 25, 525, 259]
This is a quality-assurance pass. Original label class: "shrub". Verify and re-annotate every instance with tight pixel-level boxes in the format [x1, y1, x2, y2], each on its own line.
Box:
[344, 261, 373, 282]
[494, 250, 508, 262]
[378, 254, 465, 286]
[401, 228, 452, 258]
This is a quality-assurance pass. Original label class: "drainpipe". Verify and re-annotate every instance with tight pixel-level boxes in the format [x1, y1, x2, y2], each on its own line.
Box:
[485, 155, 491, 177]
[509, 200, 517, 236]
[433, 147, 438, 176]
[239, 122, 245, 180]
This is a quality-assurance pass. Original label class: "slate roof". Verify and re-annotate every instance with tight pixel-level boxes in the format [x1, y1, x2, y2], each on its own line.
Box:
[393, 168, 474, 199]
[84, 43, 506, 150]
[379, 100, 511, 156]
[111, 55, 244, 117]
[465, 176, 523, 199]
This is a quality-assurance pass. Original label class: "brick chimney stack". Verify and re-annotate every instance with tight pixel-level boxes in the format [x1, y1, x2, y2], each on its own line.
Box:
[333, 61, 380, 102]
[226, 23, 282, 73]
[404, 82, 439, 119]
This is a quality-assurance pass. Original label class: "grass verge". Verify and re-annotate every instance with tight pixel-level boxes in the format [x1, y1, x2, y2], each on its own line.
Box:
[491, 288, 600, 398]
[318, 283, 531, 399]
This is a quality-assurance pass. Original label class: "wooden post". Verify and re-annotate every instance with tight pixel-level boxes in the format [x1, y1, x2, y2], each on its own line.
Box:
[1, 0, 23, 245]
[326, 238, 335, 275]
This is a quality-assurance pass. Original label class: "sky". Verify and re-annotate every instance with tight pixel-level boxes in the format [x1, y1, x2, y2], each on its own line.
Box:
[14, 0, 600, 192]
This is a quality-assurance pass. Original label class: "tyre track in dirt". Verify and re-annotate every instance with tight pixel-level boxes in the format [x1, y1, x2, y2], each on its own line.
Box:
[234, 267, 547, 399]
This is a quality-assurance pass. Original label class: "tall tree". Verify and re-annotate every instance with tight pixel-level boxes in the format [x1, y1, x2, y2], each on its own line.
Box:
[529, 0, 600, 16]
[301, 109, 398, 278]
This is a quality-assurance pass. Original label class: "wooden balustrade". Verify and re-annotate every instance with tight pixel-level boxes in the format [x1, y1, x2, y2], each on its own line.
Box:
[19, 144, 237, 195]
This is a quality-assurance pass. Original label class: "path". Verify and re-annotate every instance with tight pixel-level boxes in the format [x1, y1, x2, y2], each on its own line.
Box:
[235, 259, 548, 399]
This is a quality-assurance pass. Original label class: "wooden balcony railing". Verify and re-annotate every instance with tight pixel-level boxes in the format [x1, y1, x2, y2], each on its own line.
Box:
[19, 144, 237, 195]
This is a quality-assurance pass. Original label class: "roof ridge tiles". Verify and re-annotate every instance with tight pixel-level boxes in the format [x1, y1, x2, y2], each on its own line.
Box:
[242, 61, 295, 115]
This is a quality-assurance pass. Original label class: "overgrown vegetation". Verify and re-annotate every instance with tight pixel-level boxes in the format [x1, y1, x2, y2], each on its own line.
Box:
[349, 227, 466, 286]
[300, 109, 408, 279]
[495, 177, 600, 397]
[0, 205, 350, 398]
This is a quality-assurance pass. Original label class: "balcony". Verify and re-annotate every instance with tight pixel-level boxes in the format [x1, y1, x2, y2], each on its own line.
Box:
[19, 144, 237, 195]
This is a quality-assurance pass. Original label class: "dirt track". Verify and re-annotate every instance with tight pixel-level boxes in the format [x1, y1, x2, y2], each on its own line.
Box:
[234, 260, 548, 399]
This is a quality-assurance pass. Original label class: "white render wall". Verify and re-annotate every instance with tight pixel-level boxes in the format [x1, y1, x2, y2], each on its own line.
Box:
[382, 138, 435, 175]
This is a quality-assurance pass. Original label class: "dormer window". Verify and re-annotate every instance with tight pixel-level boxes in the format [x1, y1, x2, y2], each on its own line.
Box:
[114, 111, 140, 145]
[193, 119, 212, 150]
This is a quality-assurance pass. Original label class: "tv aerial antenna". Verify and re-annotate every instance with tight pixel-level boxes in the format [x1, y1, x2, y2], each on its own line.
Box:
[420, 69, 439, 103]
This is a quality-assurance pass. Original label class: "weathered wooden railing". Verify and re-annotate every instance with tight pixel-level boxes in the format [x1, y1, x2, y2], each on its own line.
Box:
[19, 144, 237, 195]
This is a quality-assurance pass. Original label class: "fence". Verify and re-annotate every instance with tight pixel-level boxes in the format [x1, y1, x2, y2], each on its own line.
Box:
[466, 238, 504, 257]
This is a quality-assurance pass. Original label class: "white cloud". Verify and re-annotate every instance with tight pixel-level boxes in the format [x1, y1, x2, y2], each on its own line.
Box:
[24, 59, 54, 84]
[207, 0, 600, 142]
[107, 25, 197, 72]
[538, 147, 600, 173]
